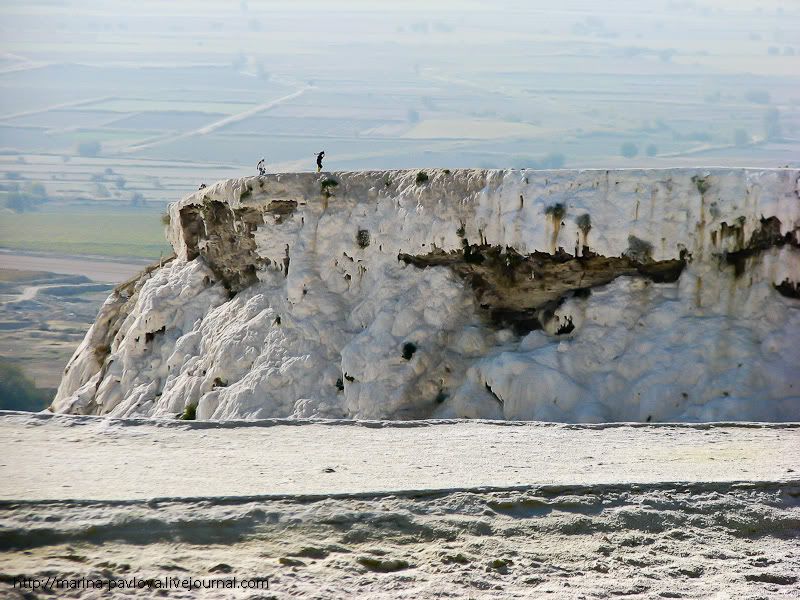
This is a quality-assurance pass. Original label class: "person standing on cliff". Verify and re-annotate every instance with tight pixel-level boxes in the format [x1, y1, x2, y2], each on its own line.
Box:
[257, 158, 266, 176]
[315, 151, 325, 173]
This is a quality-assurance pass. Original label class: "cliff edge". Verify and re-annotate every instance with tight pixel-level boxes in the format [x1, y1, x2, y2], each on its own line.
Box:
[51, 168, 800, 421]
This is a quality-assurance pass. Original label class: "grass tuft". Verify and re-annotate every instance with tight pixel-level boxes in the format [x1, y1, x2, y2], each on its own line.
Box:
[321, 178, 339, 199]
[180, 404, 197, 421]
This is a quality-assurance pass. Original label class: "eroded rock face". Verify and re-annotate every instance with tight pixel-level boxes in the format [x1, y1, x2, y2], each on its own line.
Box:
[179, 200, 266, 294]
[400, 244, 686, 335]
[52, 168, 800, 422]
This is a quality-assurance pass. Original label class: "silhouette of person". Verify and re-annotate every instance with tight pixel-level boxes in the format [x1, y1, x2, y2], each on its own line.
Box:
[316, 151, 325, 173]
[257, 158, 266, 176]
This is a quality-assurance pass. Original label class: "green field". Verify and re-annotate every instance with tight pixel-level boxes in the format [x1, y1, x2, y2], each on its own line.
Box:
[0, 209, 172, 260]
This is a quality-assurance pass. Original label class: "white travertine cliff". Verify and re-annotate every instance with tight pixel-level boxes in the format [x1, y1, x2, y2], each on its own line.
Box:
[51, 168, 800, 421]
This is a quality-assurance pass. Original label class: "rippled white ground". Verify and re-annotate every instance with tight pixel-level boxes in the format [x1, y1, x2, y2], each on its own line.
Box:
[2, 485, 799, 599]
[1, 412, 798, 599]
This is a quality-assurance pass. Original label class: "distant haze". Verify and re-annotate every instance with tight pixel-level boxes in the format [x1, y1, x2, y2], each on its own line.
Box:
[1, 0, 797, 174]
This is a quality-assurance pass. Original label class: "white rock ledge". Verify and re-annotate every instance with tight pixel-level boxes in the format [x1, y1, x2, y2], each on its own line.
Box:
[51, 168, 800, 421]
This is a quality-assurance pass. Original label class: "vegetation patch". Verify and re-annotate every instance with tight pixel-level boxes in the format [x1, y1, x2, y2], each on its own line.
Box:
[0, 209, 172, 260]
[93, 343, 112, 363]
[321, 178, 339, 197]
[279, 557, 305, 567]
[357, 229, 370, 248]
[292, 547, 329, 560]
[442, 553, 470, 565]
[357, 557, 410, 573]
[575, 213, 591, 236]
[180, 404, 197, 421]
[692, 175, 711, 195]
[1, 181, 49, 213]
[745, 573, 797, 585]
[77, 140, 102, 157]
[624, 235, 654, 263]
[415, 171, 429, 185]
[545, 203, 566, 222]
[621, 142, 639, 158]
[0, 360, 53, 412]
[487, 558, 513, 572]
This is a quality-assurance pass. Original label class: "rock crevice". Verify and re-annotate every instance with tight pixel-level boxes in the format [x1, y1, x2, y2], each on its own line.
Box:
[400, 243, 686, 335]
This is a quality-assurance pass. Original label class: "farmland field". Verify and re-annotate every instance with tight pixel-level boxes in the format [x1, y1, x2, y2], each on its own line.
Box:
[0, 208, 171, 260]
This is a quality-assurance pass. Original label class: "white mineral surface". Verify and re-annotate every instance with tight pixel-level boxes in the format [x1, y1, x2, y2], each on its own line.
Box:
[14, 168, 800, 599]
[50, 168, 800, 422]
[1, 412, 798, 599]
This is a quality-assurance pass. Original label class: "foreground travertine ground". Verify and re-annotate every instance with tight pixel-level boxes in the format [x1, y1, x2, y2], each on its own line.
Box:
[0, 412, 798, 500]
[1, 412, 798, 598]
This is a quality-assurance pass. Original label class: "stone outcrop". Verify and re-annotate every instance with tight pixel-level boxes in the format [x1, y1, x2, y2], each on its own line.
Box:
[52, 168, 800, 422]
